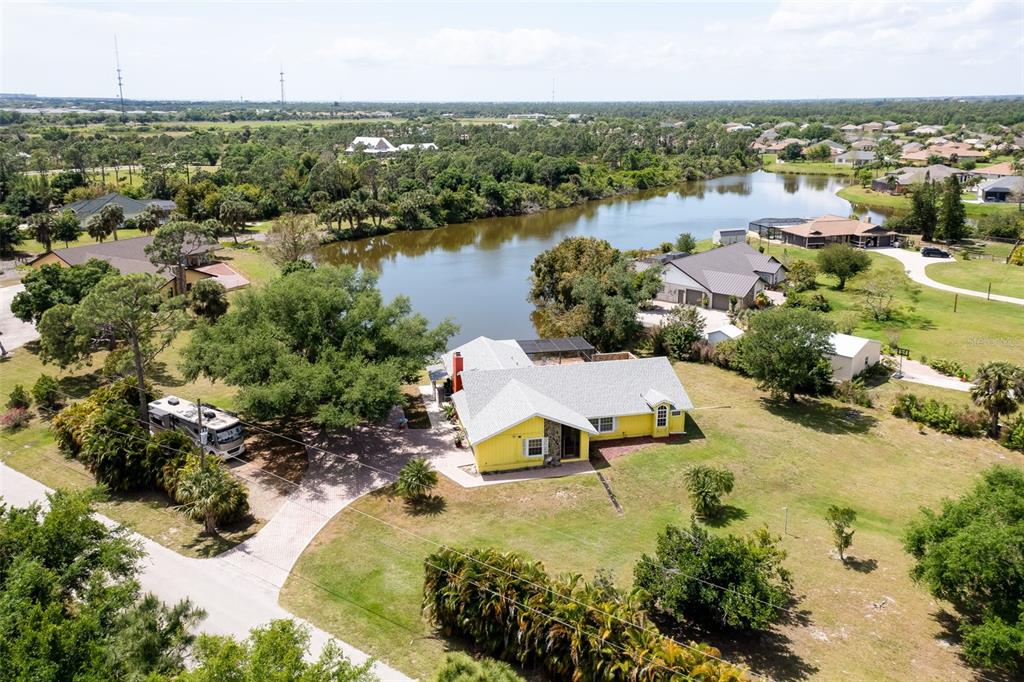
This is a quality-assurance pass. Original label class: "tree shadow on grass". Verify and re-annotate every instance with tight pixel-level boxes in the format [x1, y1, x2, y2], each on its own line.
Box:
[762, 398, 878, 435]
[929, 609, 1015, 681]
[702, 505, 749, 528]
[405, 494, 447, 517]
[57, 370, 105, 399]
[842, 555, 878, 573]
[145, 360, 185, 388]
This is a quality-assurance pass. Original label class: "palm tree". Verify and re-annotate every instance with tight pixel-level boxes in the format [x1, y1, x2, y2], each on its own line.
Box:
[683, 465, 735, 518]
[395, 457, 438, 502]
[971, 362, 1024, 438]
[173, 457, 248, 534]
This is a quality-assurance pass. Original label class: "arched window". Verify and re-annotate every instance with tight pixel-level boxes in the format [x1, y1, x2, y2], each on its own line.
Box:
[656, 405, 668, 428]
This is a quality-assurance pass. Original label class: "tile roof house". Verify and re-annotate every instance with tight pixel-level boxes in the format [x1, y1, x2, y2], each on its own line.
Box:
[638, 242, 786, 310]
[445, 338, 692, 473]
[970, 161, 1017, 179]
[777, 215, 896, 249]
[61, 192, 175, 226]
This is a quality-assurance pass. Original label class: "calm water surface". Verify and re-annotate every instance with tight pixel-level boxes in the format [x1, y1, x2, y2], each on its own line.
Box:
[317, 171, 891, 345]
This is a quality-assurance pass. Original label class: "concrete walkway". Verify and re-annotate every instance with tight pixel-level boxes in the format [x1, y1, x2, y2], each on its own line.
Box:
[1, 459, 411, 680]
[874, 247, 1024, 306]
[0, 284, 40, 352]
[638, 300, 731, 329]
[893, 357, 974, 393]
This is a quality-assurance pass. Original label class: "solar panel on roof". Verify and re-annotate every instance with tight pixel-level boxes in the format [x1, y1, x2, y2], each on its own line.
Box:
[515, 337, 595, 355]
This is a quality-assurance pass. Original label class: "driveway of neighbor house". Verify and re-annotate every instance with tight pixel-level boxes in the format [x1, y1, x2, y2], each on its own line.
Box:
[637, 300, 732, 330]
[0, 462, 410, 681]
[874, 247, 1024, 306]
[0, 284, 40, 352]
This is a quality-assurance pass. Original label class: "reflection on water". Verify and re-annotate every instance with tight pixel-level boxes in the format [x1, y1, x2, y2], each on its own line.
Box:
[317, 170, 891, 345]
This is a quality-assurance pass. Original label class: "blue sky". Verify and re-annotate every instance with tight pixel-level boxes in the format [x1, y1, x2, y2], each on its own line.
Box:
[2, 1, 1022, 102]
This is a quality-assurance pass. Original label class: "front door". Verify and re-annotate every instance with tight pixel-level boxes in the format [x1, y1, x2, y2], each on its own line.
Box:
[561, 425, 580, 459]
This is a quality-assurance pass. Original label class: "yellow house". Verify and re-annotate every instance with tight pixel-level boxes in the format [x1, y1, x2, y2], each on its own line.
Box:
[28, 235, 218, 295]
[446, 337, 691, 474]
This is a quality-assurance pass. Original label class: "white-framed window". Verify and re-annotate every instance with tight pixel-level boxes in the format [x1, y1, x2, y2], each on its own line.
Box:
[589, 417, 615, 433]
[523, 437, 546, 457]
[656, 405, 668, 428]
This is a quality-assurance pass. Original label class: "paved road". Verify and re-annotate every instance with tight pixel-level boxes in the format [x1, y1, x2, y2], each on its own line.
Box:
[894, 357, 973, 392]
[0, 284, 40, 352]
[874, 247, 1024, 306]
[0, 460, 411, 681]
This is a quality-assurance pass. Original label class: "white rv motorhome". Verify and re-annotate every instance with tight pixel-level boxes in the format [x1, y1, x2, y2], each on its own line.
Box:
[148, 396, 245, 459]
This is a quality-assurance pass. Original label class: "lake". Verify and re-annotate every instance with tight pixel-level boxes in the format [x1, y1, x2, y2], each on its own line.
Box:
[317, 170, 891, 345]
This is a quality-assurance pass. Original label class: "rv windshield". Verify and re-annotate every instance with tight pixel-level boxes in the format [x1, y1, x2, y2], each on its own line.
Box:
[215, 425, 243, 444]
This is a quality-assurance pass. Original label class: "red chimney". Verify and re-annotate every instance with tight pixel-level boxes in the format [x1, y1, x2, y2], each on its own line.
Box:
[452, 352, 464, 392]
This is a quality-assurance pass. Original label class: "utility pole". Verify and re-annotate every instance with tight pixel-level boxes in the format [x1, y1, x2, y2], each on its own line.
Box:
[279, 64, 285, 110]
[114, 35, 126, 122]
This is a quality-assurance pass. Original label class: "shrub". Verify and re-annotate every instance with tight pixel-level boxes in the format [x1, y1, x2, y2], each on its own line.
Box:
[1004, 416, 1024, 452]
[173, 454, 250, 533]
[78, 403, 150, 492]
[832, 310, 862, 335]
[786, 260, 818, 292]
[786, 292, 831, 312]
[6, 384, 31, 410]
[51, 378, 152, 456]
[145, 429, 198, 496]
[928, 357, 967, 379]
[423, 546, 746, 680]
[834, 379, 873, 408]
[891, 393, 987, 437]
[683, 465, 735, 518]
[31, 375, 61, 413]
[187, 279, 229, 322]
[657, 306, 706, 361]
[711, 338, 742, 371]
[1, 407, 31, 431]
[431, 653, 524, 682]
[634, 522, 791, 632]
[395, 457, 438, 501]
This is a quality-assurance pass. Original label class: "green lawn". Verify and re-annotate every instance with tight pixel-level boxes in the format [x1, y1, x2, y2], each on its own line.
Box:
[755, 240, 1024, 366]
[762, 157, 857, 177]
[837, 185, 1020, 217]
[17, 228, 154, 256]
[925, 257, 1024, 299]
[281, 363, 1021, 681]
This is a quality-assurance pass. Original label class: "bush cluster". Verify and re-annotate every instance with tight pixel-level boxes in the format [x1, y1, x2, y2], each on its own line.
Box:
[1, 407, 31, 431]
[423, 547, 747, 681]
[891, 393, 987, 437]
[926, 357, 968, 379]
[1003, 415, 1024, 452]
[785, 292, 831, 312]
[833, 379, 874, 408]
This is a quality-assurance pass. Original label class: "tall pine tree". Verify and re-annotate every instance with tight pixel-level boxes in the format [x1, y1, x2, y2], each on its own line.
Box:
[938, 176, 967, 242]
[909, 177, 939, 242]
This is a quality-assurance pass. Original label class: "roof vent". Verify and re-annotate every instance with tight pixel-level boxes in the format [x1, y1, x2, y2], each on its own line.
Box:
[167, 397, 179, 405]
[203, 410, 216, 420]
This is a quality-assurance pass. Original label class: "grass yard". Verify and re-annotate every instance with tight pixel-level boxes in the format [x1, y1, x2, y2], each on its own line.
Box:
[925, 257, 1024, 300]
[16, 227, 154, 256]
[763, 158, 857, 177]
[280, 363, 1021, 681]
[756, 241, 1024, 367]
[837, 185, 1020, 218]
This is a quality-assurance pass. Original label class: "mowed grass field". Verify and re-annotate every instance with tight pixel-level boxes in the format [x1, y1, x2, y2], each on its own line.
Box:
[926, 257, 1024, 300]
[755, 240, 1024, 367]
[837, 185, 1019, 217]
[281, 363, 1021, 680]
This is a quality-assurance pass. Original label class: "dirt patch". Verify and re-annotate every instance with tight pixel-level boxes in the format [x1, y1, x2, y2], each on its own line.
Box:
[590, 435, 689, 461]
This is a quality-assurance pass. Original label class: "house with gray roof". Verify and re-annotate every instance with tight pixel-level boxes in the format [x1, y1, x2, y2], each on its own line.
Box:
[976, 176, 1024, 203]
[61, 192, 175, 226]
[444, 337, 692, 473]
[835, 150, 876, 166]
[870, 164, 971, 194]
[638, 242, 786, 310]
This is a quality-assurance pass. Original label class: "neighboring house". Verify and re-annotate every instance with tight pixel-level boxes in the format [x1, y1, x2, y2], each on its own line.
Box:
[870, 164, 970, 194]
[850, 139, 877, 151]
[835, 150, 876, 166]
[638, 242, 787, 310]
[344, 136, 396, 154]
[907, 142, 987, 162]
[713, 228, 748, 246]
[442, 337, 692, 473]
[748, 217, 808, 240]
[883, 122, 901, 133]
[774, 121, 797, 130]
[912, 125, 944, 136]
[828, 333, 881, 382]
[861, 122, 884, 133]
[777, 215, 896, 249]
[704, 324, 744, 347]
[901, 141, 924, 154]
[724, 122, 752, 132]
[971, 161, 1017, 179]
[976, 176, 1024, 203]
[397, 142, 439, 151]
[803, 139, 845, 157]
[840, 124, 861, 132]
[764, 137, 808, 153]
[61, 193, 175, 226]
[759, 129, 780, 142]
[27, 235, 239, 294]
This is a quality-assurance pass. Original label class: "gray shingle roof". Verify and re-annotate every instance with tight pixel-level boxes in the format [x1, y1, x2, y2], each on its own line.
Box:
[455, 356, 692, 445]
[663, 242, 785, 297]
[41, 235, 217, 280]
[62, 193, 156, 223]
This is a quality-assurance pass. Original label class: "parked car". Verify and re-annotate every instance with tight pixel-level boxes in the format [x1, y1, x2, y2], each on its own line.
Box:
[920, 246, 950, 258]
